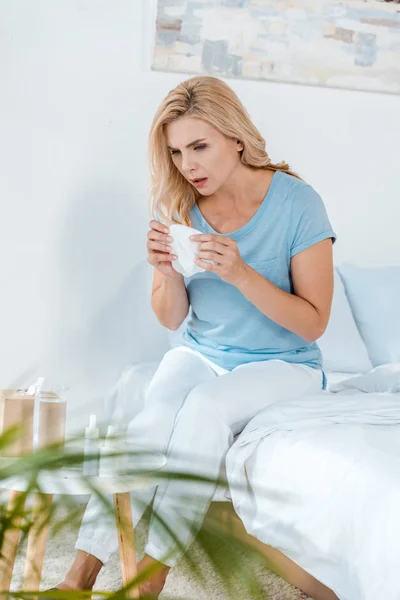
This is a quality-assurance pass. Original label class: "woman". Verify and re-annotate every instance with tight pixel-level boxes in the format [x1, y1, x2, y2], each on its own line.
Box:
[49, 76, 336, 598]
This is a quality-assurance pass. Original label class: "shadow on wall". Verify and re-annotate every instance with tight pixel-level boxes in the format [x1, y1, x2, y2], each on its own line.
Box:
[42, 181, 170, 428]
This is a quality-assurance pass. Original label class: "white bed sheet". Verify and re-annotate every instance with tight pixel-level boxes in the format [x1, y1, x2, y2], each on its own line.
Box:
[325, 371, 355, 387]
[226, 368, 400, 600]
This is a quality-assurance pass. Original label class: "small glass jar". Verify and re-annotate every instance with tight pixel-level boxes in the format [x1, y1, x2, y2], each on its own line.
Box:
[33, 382, 68, 451]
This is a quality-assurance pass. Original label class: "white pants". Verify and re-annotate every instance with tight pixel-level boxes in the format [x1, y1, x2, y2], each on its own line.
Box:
[75, 346, 322, 567]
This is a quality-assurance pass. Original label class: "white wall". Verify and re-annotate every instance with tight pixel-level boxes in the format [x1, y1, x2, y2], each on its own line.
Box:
[1, 0, 399, 406]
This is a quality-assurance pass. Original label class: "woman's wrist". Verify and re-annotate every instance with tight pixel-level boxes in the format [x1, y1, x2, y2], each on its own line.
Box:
[232, 263, 254, 289]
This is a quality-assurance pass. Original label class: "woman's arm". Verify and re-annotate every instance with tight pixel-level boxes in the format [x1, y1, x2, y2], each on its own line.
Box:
[235, 239, 334, 343]
[151, 269, 190, 331]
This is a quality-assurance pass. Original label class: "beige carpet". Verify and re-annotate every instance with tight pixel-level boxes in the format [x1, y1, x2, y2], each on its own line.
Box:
[10, 504, 309, 600]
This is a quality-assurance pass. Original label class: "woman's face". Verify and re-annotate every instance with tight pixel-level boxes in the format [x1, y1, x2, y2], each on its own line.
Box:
[166, 117, 243, 196]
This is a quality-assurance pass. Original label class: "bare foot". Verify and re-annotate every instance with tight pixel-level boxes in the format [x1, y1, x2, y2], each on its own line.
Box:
[56, 550, 104, 591]
[136, 555, 170, 598]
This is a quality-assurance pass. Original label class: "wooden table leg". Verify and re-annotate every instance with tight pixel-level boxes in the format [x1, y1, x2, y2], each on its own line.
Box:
[23, 493, 53, 592]
[113, 492, 139, 599]
[0, 490, 26, 595]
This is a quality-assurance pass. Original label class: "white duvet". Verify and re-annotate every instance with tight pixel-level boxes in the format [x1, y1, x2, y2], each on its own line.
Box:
[226, 364, 400, 600]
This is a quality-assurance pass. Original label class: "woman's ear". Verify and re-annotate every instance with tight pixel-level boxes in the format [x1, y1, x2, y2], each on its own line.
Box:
[237, 140, 244, 152]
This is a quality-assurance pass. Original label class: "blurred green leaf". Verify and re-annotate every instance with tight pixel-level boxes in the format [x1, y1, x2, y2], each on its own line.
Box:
[0, 426, 274, 599]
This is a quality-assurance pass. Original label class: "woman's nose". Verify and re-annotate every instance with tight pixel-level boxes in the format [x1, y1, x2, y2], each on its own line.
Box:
[181, 153, 196, 174]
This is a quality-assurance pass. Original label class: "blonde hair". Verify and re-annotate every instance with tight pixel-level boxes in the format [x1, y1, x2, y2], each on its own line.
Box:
[148, 76, 300, 227]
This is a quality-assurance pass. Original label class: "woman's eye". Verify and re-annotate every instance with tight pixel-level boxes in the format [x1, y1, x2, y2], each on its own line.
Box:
[170, 150, 180, 156]
[194, 145, 206, 151]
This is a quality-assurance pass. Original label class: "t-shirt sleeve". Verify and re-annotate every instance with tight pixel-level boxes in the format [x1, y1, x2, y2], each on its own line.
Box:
[289, 184, 337, 258]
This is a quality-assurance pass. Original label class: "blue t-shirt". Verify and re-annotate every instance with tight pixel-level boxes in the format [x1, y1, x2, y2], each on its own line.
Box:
[171, 171, 337, 379]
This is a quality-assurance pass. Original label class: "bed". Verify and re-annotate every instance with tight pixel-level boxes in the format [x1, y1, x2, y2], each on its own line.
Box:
[225, 366, 400, 600]
[71, 261, 399, 600]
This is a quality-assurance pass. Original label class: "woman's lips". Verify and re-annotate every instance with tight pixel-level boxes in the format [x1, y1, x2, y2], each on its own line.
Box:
[192, 178, 208, 188]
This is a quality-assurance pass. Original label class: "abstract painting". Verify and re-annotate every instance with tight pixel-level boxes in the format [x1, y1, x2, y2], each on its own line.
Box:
[152, 0, 400, 95]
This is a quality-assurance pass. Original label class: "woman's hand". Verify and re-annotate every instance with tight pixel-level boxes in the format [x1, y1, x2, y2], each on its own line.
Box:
[190, 233, 247, 286]
[147, 220, 182, 279]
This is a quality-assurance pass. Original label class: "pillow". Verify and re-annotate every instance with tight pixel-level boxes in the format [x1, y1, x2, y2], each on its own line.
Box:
[102, 362, 160, 430]
[338, 264, 400, 366]
[317, 269, 372, 373]
[329, 363, 400, 394]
